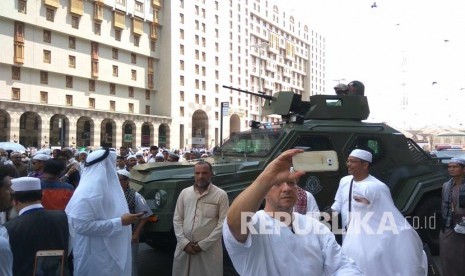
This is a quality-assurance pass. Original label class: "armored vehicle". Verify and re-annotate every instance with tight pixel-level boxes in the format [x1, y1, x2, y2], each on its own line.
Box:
[131, 90, 447, 253]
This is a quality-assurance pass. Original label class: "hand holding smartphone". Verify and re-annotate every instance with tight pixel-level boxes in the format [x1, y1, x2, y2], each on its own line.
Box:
[292, 150, 339, 172]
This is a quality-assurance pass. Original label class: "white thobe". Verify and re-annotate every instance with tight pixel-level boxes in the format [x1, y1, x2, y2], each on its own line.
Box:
[0, 226, 12, 276]
[69, 217, 131, 276]
[223, 210, 363, 276]
[172, 184, 229, 276]
[332, 175, 382, 230]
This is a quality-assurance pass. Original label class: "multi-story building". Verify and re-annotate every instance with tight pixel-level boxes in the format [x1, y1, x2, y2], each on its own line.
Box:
[0, 0, 325, 150]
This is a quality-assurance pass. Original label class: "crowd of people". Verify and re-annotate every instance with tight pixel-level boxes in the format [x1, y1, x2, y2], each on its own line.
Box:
[0, 141, 462, 276]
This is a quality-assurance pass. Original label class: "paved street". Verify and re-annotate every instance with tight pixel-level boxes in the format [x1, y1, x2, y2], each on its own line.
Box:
[138, 243, 239, 276]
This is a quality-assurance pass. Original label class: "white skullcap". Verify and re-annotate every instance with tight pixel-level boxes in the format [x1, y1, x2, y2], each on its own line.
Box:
[117, 169, 131, 178]
[349, 149, 372, 163]
[450, 158, 465, 165]
[32, 153, 51, 161]
[11, 177, 41, 192]
[155, 152, 164, 159]
[126, 154, 137, 161]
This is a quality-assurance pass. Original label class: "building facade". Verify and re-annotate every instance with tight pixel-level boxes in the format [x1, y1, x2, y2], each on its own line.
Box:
[0, 0, 325, 150]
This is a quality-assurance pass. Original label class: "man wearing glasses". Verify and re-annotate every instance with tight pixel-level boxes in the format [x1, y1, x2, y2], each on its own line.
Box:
[332, 149, 374, 233]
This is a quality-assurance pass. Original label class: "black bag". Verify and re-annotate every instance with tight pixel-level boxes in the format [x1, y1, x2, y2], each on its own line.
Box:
[423, 243, 441, 276]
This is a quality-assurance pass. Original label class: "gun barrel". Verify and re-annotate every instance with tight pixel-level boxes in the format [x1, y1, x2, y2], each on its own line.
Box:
[222, 85, 273, 100]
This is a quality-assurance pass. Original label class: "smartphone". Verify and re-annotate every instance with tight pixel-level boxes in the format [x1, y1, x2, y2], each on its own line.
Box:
[33, 250, 65, 276]
[292, 150, 339, 172]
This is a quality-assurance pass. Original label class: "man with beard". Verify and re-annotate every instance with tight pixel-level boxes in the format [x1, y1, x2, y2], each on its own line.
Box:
[172, 161, 229, 276]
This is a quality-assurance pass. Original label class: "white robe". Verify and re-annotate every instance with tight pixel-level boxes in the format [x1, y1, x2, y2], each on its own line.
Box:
[66, 150, 131, 276]
[223, 210, 363, 276]
[341, 180, 427, 276]
[172, 184, 229, 276]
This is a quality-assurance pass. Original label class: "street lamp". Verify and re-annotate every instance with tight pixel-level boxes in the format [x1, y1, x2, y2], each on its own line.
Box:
[251, 42, 269, 120]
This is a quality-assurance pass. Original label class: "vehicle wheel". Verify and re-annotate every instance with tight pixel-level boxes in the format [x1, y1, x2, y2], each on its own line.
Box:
[413, 196, 441, 255]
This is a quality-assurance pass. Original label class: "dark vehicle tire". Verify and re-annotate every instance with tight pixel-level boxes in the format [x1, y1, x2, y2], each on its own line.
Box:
[412, 196, 441, 255]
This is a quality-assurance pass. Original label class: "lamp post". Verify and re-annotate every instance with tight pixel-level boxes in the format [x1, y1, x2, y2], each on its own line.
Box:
[251, 42, 269, 121]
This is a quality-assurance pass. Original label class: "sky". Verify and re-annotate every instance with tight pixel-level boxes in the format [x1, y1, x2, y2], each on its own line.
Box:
[287, 0, 465, 131]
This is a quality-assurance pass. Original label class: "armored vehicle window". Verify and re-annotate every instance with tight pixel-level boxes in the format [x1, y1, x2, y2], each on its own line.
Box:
[218, 129, 284, 156]
[350, 137, 385, 162]
[291, 135, 334, 151]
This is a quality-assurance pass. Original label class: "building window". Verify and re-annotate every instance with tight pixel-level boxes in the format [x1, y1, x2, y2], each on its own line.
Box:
[202, 95, 206, 105]
[128, 87, 134, 97]
[215, 98, 219, 107]
[180, 106, 184, 117]
[11, 88, 20, 100]
[131, 53, 136, 64]
[66, 95, 73, 106]
[195, 94, 199, 104]
[116, 0, 126, 4]
[94, 22, 101, 35]
[180, 60, 184, 71]
[112, 65, 118, 77]
[43, 50, 51, 63]
[115, 29, 121, 41]
[69, 55, 76, 68]
[180, 44, 184, 55]
[112, 48, 118, 59]
[71, 16, 80, 29]
[12, 66, 20, 80]
[40, 71, 48, 84]
[43, 30, 51, 43]
[215, 112, 219, 120]
[180, 13, 184, 24]
[89, 80, 95, 91]
[145, 105, 150, 115]
[110, 83, 115, 94]
[180, 91, 184, 101]
[134, 35, 140, 46]
[180, 29, 184, 40]
[135, 1, 144, 12]
[150, 40, 156, 51]
[40, 91, 48, 104]
[89, 98, 95, 109]
[145, 89, 150, 100]
[66, 76, 73, 88]
[129, 103, 134, 113]
[110, 100, 115, 111]
[131, 70, 137, 80]
[69, 36, 76, 49]
[46, 8, 55, 22]
[18, 0, 27, 14]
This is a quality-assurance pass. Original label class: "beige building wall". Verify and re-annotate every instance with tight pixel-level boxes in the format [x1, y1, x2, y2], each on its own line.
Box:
[0, 0, 325, 150]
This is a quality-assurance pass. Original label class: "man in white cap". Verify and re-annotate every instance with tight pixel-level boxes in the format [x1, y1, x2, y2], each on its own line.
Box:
[4, 176, 70, 276]
[440, 157, 465, 276]
[28, 153, 50, 179]
[117, 169, 152, 276]
[126, 154, 138, 172]
[332, 148, 376, 233]
[0, 167, 13, 276]
[65, 149, 144, 276]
